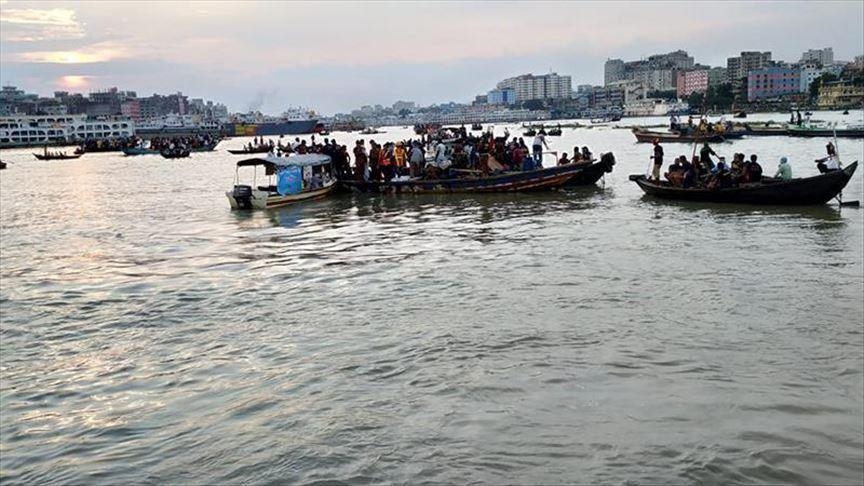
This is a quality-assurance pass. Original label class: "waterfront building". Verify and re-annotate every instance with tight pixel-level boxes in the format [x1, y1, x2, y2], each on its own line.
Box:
[747, 65, 800, 101]
[607, 80, 647, 105]
[817, 80, 864, 108]
[800, 48, 834, 66]
[798, 64, 824, 93]
[392, 100, 416, 112]
[677, 70, 709, 98]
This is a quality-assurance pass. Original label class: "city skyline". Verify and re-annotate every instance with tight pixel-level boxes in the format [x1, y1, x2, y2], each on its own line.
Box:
[1, 0, 862, 115]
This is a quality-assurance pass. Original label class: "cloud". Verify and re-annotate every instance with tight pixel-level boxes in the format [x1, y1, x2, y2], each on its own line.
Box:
[10, 41, 128, 63]
[0, 7, 85, 41]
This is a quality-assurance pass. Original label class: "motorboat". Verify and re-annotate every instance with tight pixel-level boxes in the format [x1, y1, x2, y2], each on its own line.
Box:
[227, 153, 336, 209]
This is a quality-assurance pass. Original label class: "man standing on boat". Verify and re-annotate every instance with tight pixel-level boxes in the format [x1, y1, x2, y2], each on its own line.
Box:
[408, 141, 424, 178]
[353, 140, 368, 181]
[650, 139, 664, 181]
[532, 130, 549, 168]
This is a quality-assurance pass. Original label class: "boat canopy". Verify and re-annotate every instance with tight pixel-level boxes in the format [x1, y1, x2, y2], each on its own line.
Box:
[237, 153, 331, 169]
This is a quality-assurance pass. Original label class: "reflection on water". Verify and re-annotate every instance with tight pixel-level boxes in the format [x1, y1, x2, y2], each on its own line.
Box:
[1, 119, 862, 485]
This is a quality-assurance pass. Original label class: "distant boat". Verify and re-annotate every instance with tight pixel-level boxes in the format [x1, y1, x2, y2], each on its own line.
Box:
[843, 109, 850, 115]
[629, 161, 858, 205]
[33, 152, 82, 160]
[228, 146, 272, 155]
[0, 160, 6, 170]
[471, 123, 482, 131]
[547, 127, 562, 136]
[523, 128, 537, 137]
[123, 142, 219, 156]
[733, 111, 747, 118]
[631, 127, 743, 143]
[160, 149, 191, 159]
[360, 127, 382, 135]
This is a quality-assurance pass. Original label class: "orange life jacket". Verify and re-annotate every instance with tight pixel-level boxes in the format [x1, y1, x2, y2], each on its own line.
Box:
[379, 149, 391, 166]
[394, 147, 407, 167]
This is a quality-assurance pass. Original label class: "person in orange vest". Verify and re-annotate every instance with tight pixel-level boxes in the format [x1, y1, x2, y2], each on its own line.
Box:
[393, 141, 408, 176]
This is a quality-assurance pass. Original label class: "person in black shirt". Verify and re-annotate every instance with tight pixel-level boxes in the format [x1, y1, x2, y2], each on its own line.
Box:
[651, 139, 664, 181]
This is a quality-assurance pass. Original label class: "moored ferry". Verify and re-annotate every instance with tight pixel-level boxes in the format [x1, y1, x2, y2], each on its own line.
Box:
[226, 108, 318, 137]
[0, 115, 135, 148]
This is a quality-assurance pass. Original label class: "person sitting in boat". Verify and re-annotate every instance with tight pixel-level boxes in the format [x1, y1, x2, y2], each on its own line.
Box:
[774, 156, 792, 181]
[680, 156, 696, 188]
[816, 142, 841, 173]
[558, 152, 570, 166]
[741, 154, 763, 183]
[664, 156, 685, 186]
[581, 146, 592, 162]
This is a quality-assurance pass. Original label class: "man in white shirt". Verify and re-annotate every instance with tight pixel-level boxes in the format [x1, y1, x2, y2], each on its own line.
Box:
[532, 132, 549, 167]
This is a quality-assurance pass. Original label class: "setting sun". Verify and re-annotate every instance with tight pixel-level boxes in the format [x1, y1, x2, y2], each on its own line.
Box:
[58, 75, 91, 88]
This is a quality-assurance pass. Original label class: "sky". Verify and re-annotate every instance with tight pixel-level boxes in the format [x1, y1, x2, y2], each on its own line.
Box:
[1, 0, 863, 115]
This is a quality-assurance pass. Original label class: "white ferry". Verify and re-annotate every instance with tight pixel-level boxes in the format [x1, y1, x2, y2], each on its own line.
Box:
[0, 115, 135, 148]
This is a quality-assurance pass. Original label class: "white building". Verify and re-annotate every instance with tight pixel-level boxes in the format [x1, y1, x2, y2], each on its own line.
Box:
[800, 48, 833, 66]
[497, 73, 572, 102]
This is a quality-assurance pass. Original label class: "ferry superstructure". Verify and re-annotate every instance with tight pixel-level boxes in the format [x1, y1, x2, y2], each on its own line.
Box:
[0, 115, 135, 148]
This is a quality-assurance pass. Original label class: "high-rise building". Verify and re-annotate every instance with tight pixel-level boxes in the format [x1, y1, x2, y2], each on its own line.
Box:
[496, 73, 572, 102]
[604, 59, 625, 85]
[800, 48, 833, 66]
[707, 67, 728, 86]
[727, 51, 772, 84]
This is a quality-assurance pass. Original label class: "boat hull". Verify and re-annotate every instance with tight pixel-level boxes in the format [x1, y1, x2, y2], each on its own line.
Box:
[630, 161, 858, 205]
[228, 147, 272, 155]
[226, 183, 336, 209]
[123, 144, 218, 156]
[561, 156, 615, 186]
[632, 128, 743, 143]
[340, 164, 585, 194]
[227, 120, 318, 137]
[33, 153, 81, 160]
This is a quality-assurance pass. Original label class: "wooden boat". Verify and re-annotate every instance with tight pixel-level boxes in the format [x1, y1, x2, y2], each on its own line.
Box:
[228, 146, 272, 155]
[340, 164, 585, 194]
[733, 111, 747, 118]
[123, 142, 219, 156]
[629, 161, 858, 205]
[631, 127, 743, 143]
[227, 154, 336, 209]
[33, 152, 82, 160]
[471, 123, 483, 131]
[160, 149, 191, 159]
[547, 127, 562, 136]
[523, 129, 536, 137]
[561, 153, 616, 187]
[741, 123, 789, 136]
[843, 109, 849, 115]
[785, 125, 864, 138]
[0, 160, 6, 170]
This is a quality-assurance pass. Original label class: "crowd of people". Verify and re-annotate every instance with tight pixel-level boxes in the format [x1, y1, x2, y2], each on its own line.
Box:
[259, 128, 596, 183]
[145, 133, 219, 152]
[669, 115, 734, 136]
[649, 140, 843, 189]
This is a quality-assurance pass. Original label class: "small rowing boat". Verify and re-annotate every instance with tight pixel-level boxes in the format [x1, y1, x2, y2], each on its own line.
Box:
[33, 152, 82, 160]
[629, 161, 858, 205]
[631, 127, 744, 143]
[228, 146, 272, 155]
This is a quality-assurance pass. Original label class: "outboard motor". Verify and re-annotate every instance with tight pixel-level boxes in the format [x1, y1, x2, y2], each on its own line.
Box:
[232, 185, 253, 209]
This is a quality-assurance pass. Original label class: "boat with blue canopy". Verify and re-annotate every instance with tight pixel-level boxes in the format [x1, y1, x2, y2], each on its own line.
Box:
[227, 153, 336, 209]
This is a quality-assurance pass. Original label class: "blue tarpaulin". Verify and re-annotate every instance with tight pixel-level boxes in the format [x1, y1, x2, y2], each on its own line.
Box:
[277, 166, 303, 196]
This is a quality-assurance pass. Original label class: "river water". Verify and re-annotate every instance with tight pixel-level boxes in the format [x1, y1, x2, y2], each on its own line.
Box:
[1, 111, 863, 484]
